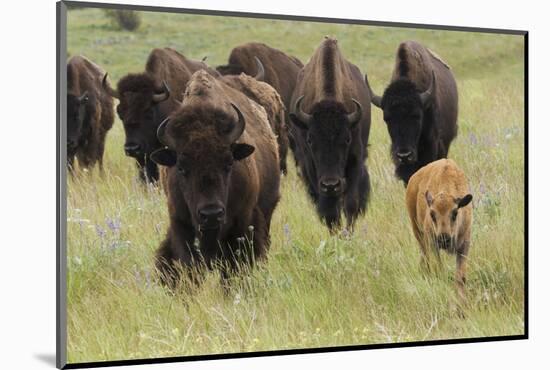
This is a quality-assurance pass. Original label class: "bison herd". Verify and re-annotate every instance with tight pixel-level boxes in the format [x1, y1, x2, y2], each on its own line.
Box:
[67, 37, 473, 299]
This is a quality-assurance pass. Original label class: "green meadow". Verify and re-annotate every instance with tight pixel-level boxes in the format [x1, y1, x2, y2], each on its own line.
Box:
[66, 7, 525, 363]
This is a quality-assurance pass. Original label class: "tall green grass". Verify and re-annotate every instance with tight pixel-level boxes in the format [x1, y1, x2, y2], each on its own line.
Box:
[66, 8, 525, 363]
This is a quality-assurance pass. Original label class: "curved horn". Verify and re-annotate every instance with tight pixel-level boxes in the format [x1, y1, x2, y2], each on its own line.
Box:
[227, 103, 246, 143]
[78, 90, 89, 103]
[156, 117, 170, 146]
[365, 74, 382, 108]
[346, 99, 363, 126]
[293, 95, 312, 125]
[253, 56, 265, 81]
[419, 70, 435, 106]
[102, 73, 120, 99]
[152, 80, 171, 103]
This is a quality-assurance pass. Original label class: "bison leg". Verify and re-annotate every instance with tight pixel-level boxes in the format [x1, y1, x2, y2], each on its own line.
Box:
[144, 158, 159, 183]
[344, 165, 370, 231]
[219, 208, 269, 291]
[155, 227, 202, 291]
[456, 240, 470, 302]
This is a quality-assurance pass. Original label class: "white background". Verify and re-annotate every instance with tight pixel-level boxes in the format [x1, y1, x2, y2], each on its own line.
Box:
[0, 0, 544, 368]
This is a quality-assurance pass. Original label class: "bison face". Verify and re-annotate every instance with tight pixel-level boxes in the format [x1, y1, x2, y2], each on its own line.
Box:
[424, 191, 472, 250]
[383, 104, 424, 165]
[116, 99, 166, 161]
[290, 98, 362, 197]
[369, 73, 435, 165]
[151, 104, 254, 234]
[107, 76, 171, 163]
[67, 92, 89, 158]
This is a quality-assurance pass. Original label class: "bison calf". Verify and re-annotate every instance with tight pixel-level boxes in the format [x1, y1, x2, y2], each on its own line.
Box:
[67, 56, 114, 171]
[406, 159, 473, 299]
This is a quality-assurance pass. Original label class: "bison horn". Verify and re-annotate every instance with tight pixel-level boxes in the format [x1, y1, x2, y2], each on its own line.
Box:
[156, 117, 170, 146]
[346, 99, 363, 126]
[253, 56, 265, 81]
[365, 74, 382, 108]
[294, 95, 312, 125]
[227, 103, 246, 143]
[152, 80, 171, 103]
[102, 73, 120, 99]
[419, 70, 436, 106]
[78, 91, 89, 104]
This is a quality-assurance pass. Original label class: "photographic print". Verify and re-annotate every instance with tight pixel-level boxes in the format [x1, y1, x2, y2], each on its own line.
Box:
[58, 1, 526, 367]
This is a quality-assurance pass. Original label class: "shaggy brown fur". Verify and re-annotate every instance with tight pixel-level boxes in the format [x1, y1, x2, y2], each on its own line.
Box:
[289, 37, 371, 232]
[216, 42, 303, 110]
[406, 159, 473, 300]
[216, 42, 303, 167]
[154, 70, 280, 289]
[67, 55, 114, 171]
[109, 48, 219, 183]
[221, 73, 289, 173]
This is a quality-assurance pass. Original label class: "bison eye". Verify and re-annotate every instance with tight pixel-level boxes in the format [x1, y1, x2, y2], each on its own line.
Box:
[177, 165, 188, 177]
[451, 210, 458, 222]
[430, 211, 436, 223]
[306, 136, 313, 146]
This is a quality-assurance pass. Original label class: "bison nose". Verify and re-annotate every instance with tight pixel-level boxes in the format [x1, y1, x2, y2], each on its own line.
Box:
[438, 233, 452, 245]
[320, 178, 342, 195]
[124, 143, 142, 157]
[396, 150, 413, 160]
[198, 205, 225, 228]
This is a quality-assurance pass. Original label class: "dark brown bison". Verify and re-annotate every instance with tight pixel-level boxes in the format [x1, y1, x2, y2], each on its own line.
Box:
[220, 72, 288, 175]
[103, 47, 219, 183]
[289, 37, 371, 232]
[67, 55, 114, 171]
[366, 40, 458, 185]
[216, 42, 304, 173]
[150, 70, 280, 289]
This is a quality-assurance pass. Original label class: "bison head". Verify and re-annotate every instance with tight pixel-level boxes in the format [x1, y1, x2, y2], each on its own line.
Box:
[150, 103, 255, 234]
[424, 190, 472, 250]
[103, 73, 170, 162]
[290, 96, 362, 197]
[368, 71, 435, 165]
[67, 91, 89, 158]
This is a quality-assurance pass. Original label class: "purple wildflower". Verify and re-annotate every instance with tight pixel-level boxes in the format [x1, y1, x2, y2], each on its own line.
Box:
[106, 216, 121, 233]
[283, 223, 291, 242]
[95, 225, 106, 239]
[468, 132, 478, 145]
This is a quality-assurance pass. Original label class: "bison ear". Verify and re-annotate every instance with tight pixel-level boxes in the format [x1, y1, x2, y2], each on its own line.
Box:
[232, 143, 255, 161]
[289, 113, 309, 131]
[456, 194, 473, 208]
[425, 190, 434, 206]
[150, 147, 177, 167]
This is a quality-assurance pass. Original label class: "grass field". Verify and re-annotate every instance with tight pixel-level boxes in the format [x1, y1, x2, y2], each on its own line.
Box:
[66, 8, 525, 364]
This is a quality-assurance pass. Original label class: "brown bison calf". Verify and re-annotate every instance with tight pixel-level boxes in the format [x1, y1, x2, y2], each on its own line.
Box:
[406, 159, 473, 299]
[67, 56, 114, 171]
[151, 70, 280, 290]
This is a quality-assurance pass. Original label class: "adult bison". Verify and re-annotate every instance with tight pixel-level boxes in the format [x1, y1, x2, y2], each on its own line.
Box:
[67, 55, 114, 172]
[289, 37, 371, 232]
[220, 72, 288, 175]
[151, 70, 280, 289]
[366, 40, 458, 185]
[103, 48, 219, 183]
[216, 42, 304, 173]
